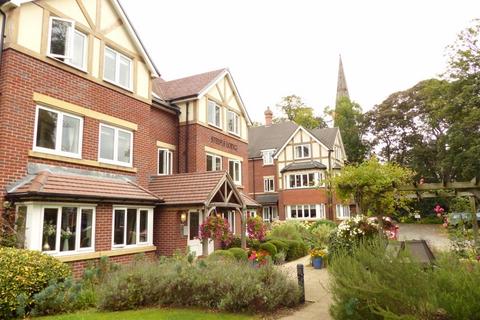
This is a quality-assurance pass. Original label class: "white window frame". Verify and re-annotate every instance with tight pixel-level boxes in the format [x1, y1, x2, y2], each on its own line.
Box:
[157, 148, 173, 175]
[264, 176, 275, 192]
[40, 205, 96, 255]
[207, 100, 221, 128]
[261, 149, 275, 165]
[223, 211, 236, 233]
[286, 172, 318, 189]
[112, 207, 153, 249]
[226, 110, 240, 136]
[33, 105, 84, 159]
[336, 204, 350, 220]
[98, 123, 133, 167]
[294, 144, 311, 159]
[262, 206, 278, 222]
[288, 204, 325, 220]
[103, 46, 133, 91]
[228, 159, 242, 185]
[206, 153, 222, 171]
[47, 17, 87, 72]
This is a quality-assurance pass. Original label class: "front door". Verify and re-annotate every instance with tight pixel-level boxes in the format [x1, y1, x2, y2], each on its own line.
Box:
[188, 210, 202, 257]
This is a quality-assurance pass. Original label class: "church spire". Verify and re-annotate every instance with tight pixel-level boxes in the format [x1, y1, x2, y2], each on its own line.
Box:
[336, 55, 349, 102]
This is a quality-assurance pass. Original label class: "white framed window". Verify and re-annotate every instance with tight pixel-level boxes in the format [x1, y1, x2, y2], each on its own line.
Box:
[34, 106, 83, 158]
[264, 177, 274, 192]
[261, 149, 275, 165]
[41, 206, 95, 254]
[222, 211, 236, 233]
[262, 206, 278, 222]
[228, 159, 242, 184]
[288, 204, 325, 220]
[227, 110, 240, 136]
[104, 46, 132, 90]
[158, 148, 173, 175]
[47, 17, 87, 71]
[206, 153, 222, 171]
[287, 172, 318, 189]
[207, 100, 221, 128]
[99, 124, 133, 167]
[112, 207, 153, 248]
[295, 144, 310, 159]
[336, 204, 350, 219]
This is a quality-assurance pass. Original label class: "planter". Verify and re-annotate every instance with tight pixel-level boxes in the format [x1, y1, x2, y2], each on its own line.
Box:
[312, 257, 323, 269]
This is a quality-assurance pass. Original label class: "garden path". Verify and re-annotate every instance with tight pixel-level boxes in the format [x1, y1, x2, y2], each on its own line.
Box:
[278, 256, 332, 320]
[398, 223, 450, 251]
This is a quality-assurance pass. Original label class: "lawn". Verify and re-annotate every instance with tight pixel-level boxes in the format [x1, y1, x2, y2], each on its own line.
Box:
[37, 308, 254, 320]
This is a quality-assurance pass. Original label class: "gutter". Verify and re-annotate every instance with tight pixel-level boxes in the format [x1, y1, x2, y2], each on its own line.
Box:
[184, 101, 190, 173]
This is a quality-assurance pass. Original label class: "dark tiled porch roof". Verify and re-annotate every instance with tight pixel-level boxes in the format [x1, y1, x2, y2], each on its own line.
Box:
[280, 161, 327, 173]
[7, 171, 162, 203]
[254, 193, 279, 205]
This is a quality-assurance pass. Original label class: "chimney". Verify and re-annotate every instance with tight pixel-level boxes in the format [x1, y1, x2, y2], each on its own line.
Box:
[264, 107, 273, 127]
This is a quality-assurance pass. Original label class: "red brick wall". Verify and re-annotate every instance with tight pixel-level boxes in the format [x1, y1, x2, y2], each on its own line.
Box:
[179, 123, 249, 192]
[149, 107, 179, 174]
[248, 158, 276, 197]
[153, 207, 188, 256]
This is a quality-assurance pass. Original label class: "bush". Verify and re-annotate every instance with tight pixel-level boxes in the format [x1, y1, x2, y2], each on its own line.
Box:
[247, 216, 267, 241]
[0, 247, 71, 319]
[267, 239, 289, 254]
[210, 250, 235, 260]
[273, 251, 286, 265]
[97, 258, 301, 313]
[310, 219, 337, 229]
[329, 239, 480, 319]
[227, 248, 248, 261]
[223, 235, 241, 249]
[247, 238, 261, 250]
[259, 242, 277, 257]
[309, 224, 336, 248]
[282, 240, 308, 261]
[269, 221, 302, 241]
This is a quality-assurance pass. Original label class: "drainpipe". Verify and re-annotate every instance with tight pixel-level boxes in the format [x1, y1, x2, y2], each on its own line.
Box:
[172, 103, 180, 174]
[0, 0, 9, 76]
[252, 158, 256, 199]
[185, 101, 189, 173]
[328, 150, 333, 220]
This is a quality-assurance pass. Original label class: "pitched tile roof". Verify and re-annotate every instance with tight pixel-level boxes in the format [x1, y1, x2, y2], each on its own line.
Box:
[307, 127, 339, 149]
[7, 171, 162, 203]
[240, 192, 261, 208]
[153, 69, 226, 101]
[149, 171, 227, 205]
[280, 160, 327, 173]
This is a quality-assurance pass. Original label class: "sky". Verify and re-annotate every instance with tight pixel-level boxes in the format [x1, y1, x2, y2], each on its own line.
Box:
[121, 0, 480, 124]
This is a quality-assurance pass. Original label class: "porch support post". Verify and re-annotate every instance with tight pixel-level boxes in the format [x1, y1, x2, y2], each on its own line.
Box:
[202, 206, 212, 257]
[239, 208, 247, 250]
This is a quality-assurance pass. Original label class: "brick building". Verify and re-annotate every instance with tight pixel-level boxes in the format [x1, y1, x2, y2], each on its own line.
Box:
[0, 0, 258, 273]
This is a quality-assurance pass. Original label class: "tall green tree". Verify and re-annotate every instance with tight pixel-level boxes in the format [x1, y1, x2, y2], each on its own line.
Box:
[275, 95, 327, 129]
[327, 97, 369, 164]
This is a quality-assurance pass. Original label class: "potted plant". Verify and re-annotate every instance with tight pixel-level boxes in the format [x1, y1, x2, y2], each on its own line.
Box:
[310, 248, 328, 269]
[61, 226, 73, 251]
[42, 221, 56, 251]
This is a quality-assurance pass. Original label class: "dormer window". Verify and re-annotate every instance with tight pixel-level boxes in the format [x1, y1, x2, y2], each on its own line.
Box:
[104, 47, 132, 91]
[48, 17, 87, 71]
[295, 144, 310, 159]
[207, 100, 221, 128]
[227, 111, 240, 136]
[262, 149, 275, 165]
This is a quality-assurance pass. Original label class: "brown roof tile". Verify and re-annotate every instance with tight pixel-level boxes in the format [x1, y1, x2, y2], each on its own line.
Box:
[152, 69, 226, 101]
[240, 192, 261, 208]
[149, 171, 227, 205]
[9, 171, 161, 203]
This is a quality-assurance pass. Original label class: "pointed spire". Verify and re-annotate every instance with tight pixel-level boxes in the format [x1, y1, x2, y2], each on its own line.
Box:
[336, 55, 349, 102]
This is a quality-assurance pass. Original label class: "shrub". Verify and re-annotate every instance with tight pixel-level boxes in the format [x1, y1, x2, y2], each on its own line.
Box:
[309, 224, 336, 248]
[227, 248, 248, 261]
[97, 258, 301, 313]
[247, 238, 261, 250]
[310, 219, 337, 229]
[0, 247, 70, 319]
[329, 239, 480, 319]
[268, 239, 289, 254]
[223, 235, 241, 249]
[282, 240, 308, 261]
[273, 251, 286, 265]
[210, 250, 235, 260]
[247, 216, 267, 241]
[259, 242, 277, 257]
[269, 221, 302, 241]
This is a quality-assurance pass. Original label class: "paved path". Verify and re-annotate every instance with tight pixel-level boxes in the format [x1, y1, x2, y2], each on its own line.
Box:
[398, 223, 451, 252]
[278, 256, 332, 320]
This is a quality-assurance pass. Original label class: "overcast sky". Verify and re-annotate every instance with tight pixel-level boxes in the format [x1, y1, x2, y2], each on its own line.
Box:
[121, 0, 480, 124]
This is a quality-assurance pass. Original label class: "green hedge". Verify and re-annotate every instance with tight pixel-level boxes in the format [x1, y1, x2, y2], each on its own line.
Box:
[227, 248, 248, 261]
[267, 239, 289, 254]
[259, 242, 277, 257]
[282, 240, 309, 261]
[0, 247, 71, 319]
[210, 250, 235, 260]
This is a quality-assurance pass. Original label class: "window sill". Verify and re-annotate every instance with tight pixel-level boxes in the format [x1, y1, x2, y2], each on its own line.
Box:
[207, 122, 222, 130]
[29, 150, 137, 173]
[56, 245, 156, 262]
[98, 159, 133, 169]
[46, 55, 88, 74]
[103, 77, 133, 93]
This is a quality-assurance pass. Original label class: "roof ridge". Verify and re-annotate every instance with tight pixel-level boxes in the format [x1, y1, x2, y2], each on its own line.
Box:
[28, 170, 51, 192]
[160, 68, 226, 84]
[125, 179, 163, 201]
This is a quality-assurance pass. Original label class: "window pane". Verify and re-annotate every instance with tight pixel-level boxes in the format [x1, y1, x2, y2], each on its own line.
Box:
[215, 157, 221, 171]
[139, 210, 148, 243]
[50, 19, 71, 57]
[189, 211, 199, 241]
[215, 106, 221, 127]
[100, 126, 115, 160]
[311, 205, 317, 218]
[71, 31, 85, 68]
[167, 151, 172, 174]
[296, 175, 301, 187]
[308, 173, 315, 186]
[61, 115, 80, 154]
[304, 146, 310, 157]
[117, 131, 131, 164]
[158, 149, 165, 174]
[227, 112, 233, 132]
[298, 206, 303, 218]
[207, 101, 215, 124]
[119, 56, 131, 88]
[114, 209, 125, 245]
[304, 206, 310, 218]
[60, 207, 77, 252]
[291, 207, 297, 218]
[80, 209, 93, 248]
[206, 155, 213, 171]
[302, 174, 308, 187]
[126, 209, 137, 245]
[36, 109, 58, 150]
[42, 208, 58, 251]
[229, 161, 234, 178]
[104, 48, 116, 82]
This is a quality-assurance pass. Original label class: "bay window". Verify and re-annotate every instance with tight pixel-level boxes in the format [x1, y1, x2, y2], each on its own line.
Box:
[206, 154, 222, 171]
[158, 148, 173, 175]
[288, 204, 325, 220]
[207, 100, 221, 127]
[41, 206, 95, 253]
[228, 159, 242, 184]
[34, 106, 83, 158]
[113, 207, 152, 248]
[48, 17, 87, 70]
[99, 124, 133, 167]
[295, 144, 310, 159]
[287, 172, 318, 189]
[227, 111, 240, 135]
[104, 47, 132, 90]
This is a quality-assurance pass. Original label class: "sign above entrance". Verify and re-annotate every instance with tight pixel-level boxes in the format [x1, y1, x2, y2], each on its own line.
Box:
[210, 136, 238, 151]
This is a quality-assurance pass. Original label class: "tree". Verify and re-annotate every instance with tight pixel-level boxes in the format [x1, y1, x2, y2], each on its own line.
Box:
[331, 157, 413, 219]
[275, 95, 327, 129]
[326, 97, 369, 164]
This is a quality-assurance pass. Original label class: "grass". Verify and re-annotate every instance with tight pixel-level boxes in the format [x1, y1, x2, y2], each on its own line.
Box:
[36, 308, 254, 320]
